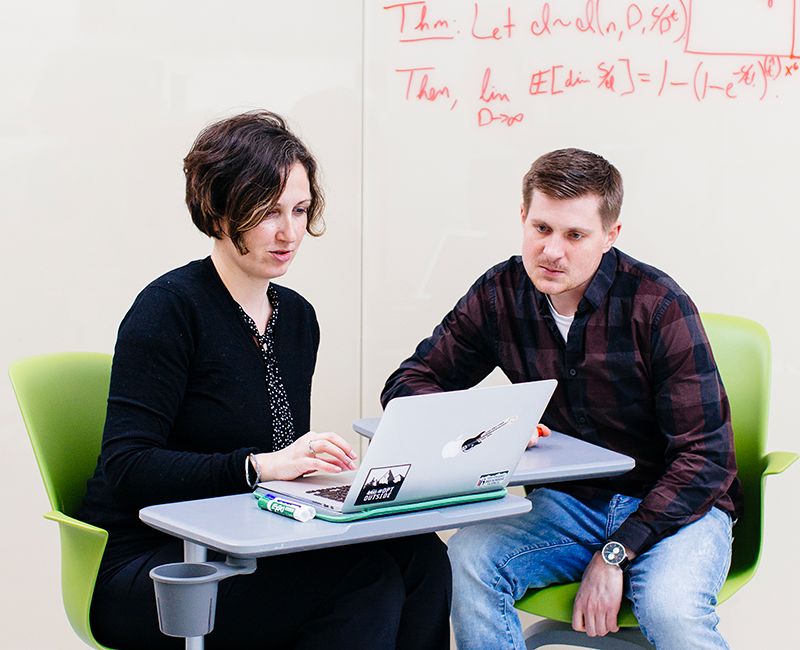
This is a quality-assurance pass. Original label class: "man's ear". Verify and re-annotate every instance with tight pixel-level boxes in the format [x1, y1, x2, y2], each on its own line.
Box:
[603, 221, 622, 252]
[520, 203, 527, 225]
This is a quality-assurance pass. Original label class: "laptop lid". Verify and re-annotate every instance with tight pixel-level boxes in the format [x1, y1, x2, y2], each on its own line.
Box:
[261, 379, 556, 514]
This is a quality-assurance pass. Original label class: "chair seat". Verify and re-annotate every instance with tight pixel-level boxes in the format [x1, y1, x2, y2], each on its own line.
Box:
[515, 561, 756, 630]
[516, 582, 639, 628]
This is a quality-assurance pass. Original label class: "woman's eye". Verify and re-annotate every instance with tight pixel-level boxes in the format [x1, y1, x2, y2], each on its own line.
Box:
[294, 206, 308, 216]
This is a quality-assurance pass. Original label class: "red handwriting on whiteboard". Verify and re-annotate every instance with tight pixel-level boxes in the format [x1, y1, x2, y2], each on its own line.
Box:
[528, 68, 552, 95]
[384, 0, 799, 113]
[530, 2, 591, 36]
[477, 107, 524, 127]
[471, 3, 515, 40]
[382, 0, 800, 54]
[527, 1, 688, 40]
[528, 65, 592, 96]
[597, 61, 617, 91]
[650, 5, 681, 34]
[383, 1, 455, 42]
[692, 61, 736, 100]
[395, 67, 458, 109]
[597, 59, 635, 95]
[523, 56, 789, 101]
[479, 68, 511, 102]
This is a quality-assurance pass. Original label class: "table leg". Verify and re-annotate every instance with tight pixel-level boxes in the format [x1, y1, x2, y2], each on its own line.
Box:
[183, 541, 207, 650]
[184, 540, 207, 563]
[186, 636, 204, 650]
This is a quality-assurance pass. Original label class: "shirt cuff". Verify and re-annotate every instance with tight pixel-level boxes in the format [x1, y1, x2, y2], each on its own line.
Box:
[609, 518, 659, 557]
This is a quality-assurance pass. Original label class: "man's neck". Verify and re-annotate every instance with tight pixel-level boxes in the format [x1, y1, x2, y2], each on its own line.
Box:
[548, 291, 582, 318]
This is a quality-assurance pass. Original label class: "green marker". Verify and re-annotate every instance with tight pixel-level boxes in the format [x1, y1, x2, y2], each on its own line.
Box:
[255, 493, 316, 522]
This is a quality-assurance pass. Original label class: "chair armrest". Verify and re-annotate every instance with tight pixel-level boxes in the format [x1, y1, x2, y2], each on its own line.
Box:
[44, 510, 109, 537]
[42, 510, 110, 649]
[762, 451, 799, 477]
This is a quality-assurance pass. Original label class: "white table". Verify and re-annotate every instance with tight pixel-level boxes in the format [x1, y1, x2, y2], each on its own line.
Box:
[140, 493, 532, 649]
[353, 418, 635, 485]
[140, 421, 634, 649]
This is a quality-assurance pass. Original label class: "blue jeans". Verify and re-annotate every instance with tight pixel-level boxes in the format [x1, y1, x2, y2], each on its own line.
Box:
[448, 488, 733, 650]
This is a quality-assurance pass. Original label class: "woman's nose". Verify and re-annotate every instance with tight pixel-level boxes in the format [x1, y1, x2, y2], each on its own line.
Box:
[275, 212, 296, 241]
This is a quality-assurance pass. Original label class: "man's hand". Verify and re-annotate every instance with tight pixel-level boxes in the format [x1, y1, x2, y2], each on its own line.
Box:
[526, 423, 551, 448]
[572, 550, 629, 637]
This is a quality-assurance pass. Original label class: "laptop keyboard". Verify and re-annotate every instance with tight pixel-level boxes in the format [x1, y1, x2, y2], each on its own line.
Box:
[306, 484, 352, 502]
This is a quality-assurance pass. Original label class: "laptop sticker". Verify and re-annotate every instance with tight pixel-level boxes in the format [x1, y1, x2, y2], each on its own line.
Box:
[477, 470, 509, 488]
[354, 464, 412, 506]
[441, 416, 519, 458]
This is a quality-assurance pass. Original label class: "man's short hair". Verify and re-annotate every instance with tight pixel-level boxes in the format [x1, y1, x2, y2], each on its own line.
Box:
[184, 110, 325, 255]
[522, 148, 623, 229]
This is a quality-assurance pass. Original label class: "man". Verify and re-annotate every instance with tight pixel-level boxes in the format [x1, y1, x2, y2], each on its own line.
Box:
[381, 149, 741, 649]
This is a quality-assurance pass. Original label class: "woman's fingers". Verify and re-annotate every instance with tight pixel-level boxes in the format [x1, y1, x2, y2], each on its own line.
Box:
[304, 431, 358, 469]
[314, 431, 358, 459]
[308, 438, 357, 470]
[302, 457, 347, 475]
[260, 431, 359, 480]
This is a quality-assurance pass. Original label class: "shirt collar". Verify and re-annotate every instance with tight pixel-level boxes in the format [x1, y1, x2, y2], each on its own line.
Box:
[533, 247, 618, 317]
[579, 248, 618, 313]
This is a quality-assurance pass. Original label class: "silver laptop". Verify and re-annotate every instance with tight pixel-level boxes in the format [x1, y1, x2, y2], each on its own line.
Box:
[257, 380, 557, 516]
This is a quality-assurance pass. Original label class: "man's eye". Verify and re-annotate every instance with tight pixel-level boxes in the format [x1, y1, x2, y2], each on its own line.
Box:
[535, 224, 548, 233]
[569, 232, 584, 240]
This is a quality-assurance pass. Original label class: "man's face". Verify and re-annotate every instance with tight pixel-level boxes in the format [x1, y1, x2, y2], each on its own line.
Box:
[521, 191, 620, 314]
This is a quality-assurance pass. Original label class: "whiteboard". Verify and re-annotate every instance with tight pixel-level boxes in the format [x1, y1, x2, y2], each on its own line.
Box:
[363, 0, 800, 418]
[362, 11, 800, 643]
[1, 2, 798, 648]
[0, 3, 364, 648]
[0, 0, 365, 434]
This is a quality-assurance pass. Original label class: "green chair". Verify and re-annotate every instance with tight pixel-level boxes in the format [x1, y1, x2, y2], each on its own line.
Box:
[516, 313, 798, 649]
[9, 352, 115, 650]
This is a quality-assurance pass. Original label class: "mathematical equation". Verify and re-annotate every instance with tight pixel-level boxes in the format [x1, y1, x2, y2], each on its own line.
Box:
[384, 0, 696, 43]
[381, 0, 800, 125]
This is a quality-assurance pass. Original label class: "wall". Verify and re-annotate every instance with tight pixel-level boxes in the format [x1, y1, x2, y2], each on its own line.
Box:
[362, 1, 799, 647]
[1, 1, 797, 647]
[0, 2, 363, 647]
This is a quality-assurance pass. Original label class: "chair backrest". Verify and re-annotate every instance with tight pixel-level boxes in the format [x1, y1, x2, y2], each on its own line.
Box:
[9, 352, 112, 517]
[701, 313, 770, 577]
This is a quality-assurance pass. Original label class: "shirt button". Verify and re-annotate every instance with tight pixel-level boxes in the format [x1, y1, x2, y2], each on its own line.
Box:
[569, 368, 577, 377]
[578, 416, 587, 425]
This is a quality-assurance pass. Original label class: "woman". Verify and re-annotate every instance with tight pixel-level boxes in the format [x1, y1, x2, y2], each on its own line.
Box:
[78, 111, 452, 649]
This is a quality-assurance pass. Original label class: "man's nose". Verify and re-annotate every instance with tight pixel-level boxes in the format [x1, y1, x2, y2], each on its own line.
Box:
[541, 236, 564, 260]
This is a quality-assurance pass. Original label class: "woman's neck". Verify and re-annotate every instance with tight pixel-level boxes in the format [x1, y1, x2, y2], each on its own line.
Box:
[210, 247, 271, 332]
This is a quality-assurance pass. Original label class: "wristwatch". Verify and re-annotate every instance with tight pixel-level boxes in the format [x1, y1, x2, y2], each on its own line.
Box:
[600, 540, 631, 572]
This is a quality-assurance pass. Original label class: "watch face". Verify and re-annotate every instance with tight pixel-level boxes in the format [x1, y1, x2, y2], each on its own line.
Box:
[602, 541, 626, 566]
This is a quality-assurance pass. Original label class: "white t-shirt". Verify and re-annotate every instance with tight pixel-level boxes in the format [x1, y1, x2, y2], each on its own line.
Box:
[546, 295, 574, 342]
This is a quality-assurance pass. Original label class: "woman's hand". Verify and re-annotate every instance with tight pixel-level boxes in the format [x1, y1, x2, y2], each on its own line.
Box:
[526, 423, 551, 449]
[256, 431, 358, 482]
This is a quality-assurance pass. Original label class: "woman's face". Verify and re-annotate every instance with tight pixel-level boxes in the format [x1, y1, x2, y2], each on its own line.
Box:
[220, 162, 311, 282]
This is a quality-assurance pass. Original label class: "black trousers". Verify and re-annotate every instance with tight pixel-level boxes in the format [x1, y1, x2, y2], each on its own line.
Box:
[90, 533, 452, 650]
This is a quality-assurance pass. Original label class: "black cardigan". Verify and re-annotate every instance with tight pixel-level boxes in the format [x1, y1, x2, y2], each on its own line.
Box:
[78, 257, 319, 565]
